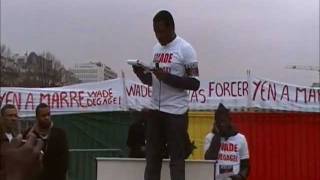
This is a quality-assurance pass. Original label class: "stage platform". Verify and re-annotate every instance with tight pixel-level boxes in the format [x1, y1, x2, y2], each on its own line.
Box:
[96, 158, 215, 180]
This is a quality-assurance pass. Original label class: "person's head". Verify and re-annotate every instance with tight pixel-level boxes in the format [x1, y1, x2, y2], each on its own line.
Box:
[153, 10, 176, 46]
[214, 103, 234, 136]
[0, 104, 18, 133]
[35, 103, 51, 129]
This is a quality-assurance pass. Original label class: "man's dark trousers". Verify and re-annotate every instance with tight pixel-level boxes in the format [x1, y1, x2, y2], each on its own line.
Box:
[144, 110, 187, 180]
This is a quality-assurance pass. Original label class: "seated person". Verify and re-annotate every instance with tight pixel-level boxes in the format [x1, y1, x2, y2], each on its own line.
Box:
[204, 103, 250, 180]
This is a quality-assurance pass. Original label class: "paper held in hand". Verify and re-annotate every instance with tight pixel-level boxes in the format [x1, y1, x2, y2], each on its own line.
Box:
[127, 59, 154, 71]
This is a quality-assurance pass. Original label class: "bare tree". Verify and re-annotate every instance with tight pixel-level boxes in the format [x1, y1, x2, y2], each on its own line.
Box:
[0, 44, 12, 58]
[1, 44, 6, 56]
[1, 49, 80, 87]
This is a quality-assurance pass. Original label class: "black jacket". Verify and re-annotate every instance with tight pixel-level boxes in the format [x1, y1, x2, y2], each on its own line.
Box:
[0, 128, 14, 180]
[25, 127, 69, 180]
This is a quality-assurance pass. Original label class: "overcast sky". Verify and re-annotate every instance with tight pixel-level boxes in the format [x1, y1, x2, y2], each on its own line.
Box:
[1, 0, 319, 86]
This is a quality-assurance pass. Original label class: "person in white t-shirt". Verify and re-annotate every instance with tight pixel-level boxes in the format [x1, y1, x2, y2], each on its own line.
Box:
[132, 10, 200, 180]
[204, 103, 250, 180]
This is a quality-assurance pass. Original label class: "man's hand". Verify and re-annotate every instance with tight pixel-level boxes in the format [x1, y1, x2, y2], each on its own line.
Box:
[153, 68, 168, 81]
[1, 133, 44, 180]
[132, 65, 144, 75]
[132, 65, 152, 86]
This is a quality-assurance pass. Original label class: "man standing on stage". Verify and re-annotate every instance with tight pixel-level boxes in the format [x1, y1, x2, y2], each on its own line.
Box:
[133, 10, 200, 180]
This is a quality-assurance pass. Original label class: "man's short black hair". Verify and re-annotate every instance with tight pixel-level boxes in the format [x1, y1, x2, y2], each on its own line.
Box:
[153, 10, 175, 29]
[36, 103, 49, 117]
[0, 104, 16, 116]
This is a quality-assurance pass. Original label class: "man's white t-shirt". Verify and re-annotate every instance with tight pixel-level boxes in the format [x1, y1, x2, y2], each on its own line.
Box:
[5, 132, 13, 142]
[204, 133, 249, 179]
[150, 36, 199, 115]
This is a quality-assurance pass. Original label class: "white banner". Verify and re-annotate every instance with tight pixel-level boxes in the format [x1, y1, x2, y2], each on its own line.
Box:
[188, 79, 250, 110]
[124, 77, 319, 112]
[1, 76, 319, 117]
[0, 79, 124, 117]
[250, 77, 320, 112]
[125, 80, 152, 111]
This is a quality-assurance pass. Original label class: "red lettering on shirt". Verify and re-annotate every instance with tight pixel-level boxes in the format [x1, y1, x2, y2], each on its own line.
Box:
[220, 143, 238, 152]
[156, 53, 173, 64]
[218, 154, 239, 162]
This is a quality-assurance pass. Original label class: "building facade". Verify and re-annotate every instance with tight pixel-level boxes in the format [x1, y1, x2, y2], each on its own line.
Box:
[70, 62, 117, 83]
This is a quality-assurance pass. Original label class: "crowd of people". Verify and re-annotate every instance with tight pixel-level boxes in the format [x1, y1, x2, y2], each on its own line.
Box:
[0, 103, 69, 180]
[1, 10, 250, 180]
